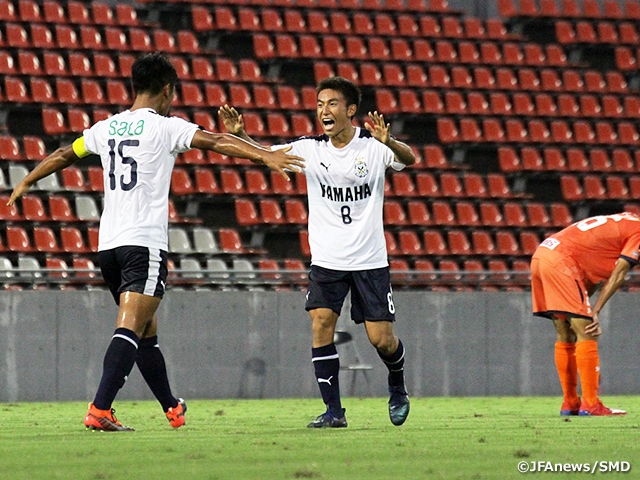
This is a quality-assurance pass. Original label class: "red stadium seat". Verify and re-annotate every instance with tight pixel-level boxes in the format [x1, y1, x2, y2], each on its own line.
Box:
[235, 199, 259, 226]
[259, 199, 285, 224]
[456, 201, 480, 226]
[284, 199, 307, 224]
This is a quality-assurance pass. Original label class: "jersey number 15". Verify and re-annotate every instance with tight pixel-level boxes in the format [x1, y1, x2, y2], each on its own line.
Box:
[107, 139, 138, 191]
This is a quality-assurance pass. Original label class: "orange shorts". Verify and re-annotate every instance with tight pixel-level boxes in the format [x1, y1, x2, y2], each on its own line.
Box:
[531, 245, 592, 319]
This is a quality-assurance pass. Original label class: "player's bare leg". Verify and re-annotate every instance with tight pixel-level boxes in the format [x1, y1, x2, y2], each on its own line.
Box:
[365, 321, 409, 426]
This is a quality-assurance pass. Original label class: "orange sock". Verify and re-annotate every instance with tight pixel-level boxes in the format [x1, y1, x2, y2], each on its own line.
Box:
[555, 342, 579, 404]
[575, 340, 600, 406]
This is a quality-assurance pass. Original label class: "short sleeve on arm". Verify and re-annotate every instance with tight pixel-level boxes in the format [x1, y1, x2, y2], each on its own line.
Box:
[163, 116, 200, 154]
[620, 233, 640, 265]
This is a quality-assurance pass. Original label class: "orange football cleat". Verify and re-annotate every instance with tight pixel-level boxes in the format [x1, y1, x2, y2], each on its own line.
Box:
[84, 403, 134, 432]
[166, 398, 187, 428]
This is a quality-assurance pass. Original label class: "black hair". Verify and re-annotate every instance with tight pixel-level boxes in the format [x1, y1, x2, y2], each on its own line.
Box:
[130, 53, 178, 95]
[316, 76, 361, 115]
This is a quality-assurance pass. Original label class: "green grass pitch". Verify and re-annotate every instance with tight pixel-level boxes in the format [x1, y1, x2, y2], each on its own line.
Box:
[1, 396, 638, 480]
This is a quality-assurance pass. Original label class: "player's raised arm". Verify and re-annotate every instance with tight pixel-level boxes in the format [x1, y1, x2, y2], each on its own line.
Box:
[365, 111, 415, 167]
[218, 104, 261, 146]
[189, 129, 304, 180]
[8, 143, 81, 206]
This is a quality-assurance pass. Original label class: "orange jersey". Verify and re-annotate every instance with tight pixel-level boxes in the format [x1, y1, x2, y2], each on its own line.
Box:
[540, 213, 640, 286]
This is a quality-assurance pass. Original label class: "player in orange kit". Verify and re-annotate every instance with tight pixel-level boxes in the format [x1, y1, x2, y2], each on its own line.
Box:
[531, 212, 640, 416]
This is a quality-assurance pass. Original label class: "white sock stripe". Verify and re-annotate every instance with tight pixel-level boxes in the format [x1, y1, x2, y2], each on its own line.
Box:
[312, 353, 340, 362]
[384, 350, 405, 365]
[113, 333, 139, 349]
[390, 368, 404, 372]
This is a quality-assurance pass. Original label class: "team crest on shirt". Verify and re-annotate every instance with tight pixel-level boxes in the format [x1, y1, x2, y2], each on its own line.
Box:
[354, 158, 368, 178]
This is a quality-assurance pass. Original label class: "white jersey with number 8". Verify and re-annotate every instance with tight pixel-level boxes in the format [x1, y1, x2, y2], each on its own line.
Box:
[279, 127, 404, 271]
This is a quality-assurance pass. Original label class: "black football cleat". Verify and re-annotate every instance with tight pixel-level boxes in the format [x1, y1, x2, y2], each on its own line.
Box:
[307, 408, 348, 428]
[388, 386, 410, 426]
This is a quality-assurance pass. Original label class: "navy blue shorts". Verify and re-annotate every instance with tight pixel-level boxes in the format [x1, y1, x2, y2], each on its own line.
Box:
[305, 265, 396, 324]
[98, 246, 168, 305]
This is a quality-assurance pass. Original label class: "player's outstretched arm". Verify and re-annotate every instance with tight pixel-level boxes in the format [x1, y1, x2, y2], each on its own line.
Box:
[8, 144, 80, 206]
[190, 129, 304, 180]
[585, 257, 632, 335]
[218, 104, 261, 146]
[365, 111, 415, 167]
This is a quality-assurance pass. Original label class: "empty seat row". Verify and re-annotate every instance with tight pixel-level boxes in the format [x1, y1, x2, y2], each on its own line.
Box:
[386, 171, 518, 198]
[170, 167, 308, 196]
[0, 134, 46, 161]
[196, 5, 511, 41]
[255, 32, 564, 66]
[173, 256, 308, 285]
[383, 198, 572, 228]
[0, 0, 140, 26]
[175, 83, 315, 114]
[0, 193, 100, 222]
[555, 19, 640, 44]
[1, 22, 196, 53]
[499, 146, 640, 173]
[376, 88, 640, 118]
[384, 228, 545, 257]
[331, 62, 627, 93]
[185, 0, 451, 12]
[235, 197, 308, 225]
[437, 116, 640, 145]
[498, 0, 640, 20]
[0, 50, 270, 87]
[1, 224, 96, 254]
[190, 0, 458, 32]
[0, 254, 98, 282]
[388, 257, 531, 289]
[3, 163, 62, 190]
[168, 226, 265, 255]
[560, 174, 640, 201]
[5, 76, 130, 107]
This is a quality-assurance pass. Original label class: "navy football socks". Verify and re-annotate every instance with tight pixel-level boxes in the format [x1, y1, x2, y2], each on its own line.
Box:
[378, 339, 406, 388]
[136, 335, 178, 412]
[93, 328, 139, 411]
[312, 344, 343, 418]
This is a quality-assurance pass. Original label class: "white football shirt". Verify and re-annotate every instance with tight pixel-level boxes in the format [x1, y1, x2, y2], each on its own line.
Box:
[82, 108, 198, 251]
[280, 127, 404, 270]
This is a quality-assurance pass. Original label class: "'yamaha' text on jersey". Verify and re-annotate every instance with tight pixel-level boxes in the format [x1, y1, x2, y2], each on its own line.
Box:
[280, 127, 404, 270]
[82, 108, 198, 251]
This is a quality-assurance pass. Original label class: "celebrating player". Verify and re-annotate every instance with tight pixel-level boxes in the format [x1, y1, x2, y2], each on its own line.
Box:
[531, 212, 640, 416]
[8, 53, 305, 431]
[220, 76, 415, 427]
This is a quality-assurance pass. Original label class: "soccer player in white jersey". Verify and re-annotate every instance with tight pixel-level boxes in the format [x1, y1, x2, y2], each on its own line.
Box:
[8, 53, 304, 431]
[220, 76, 416, 427]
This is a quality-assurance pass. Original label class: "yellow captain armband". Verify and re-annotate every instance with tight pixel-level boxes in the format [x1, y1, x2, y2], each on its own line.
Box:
[72, 137, 90, 158]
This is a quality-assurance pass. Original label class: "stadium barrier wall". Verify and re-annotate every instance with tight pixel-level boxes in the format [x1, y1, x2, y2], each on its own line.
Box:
[1, 290, 638, 402]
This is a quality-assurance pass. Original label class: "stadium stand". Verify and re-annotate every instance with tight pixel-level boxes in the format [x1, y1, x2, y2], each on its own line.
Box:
[1, 0, 639, 291]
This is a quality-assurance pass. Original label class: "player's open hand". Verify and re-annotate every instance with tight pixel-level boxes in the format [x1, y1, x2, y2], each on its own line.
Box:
[218, 105, 244, 135]
[262, 145, 305, 181]
[585, 313, 602, 337]
[365, 111, 391, 146]
[7, 181, 30, 206]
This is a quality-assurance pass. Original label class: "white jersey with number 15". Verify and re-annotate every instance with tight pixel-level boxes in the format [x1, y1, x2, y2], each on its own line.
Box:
[82, 108, 198, 252]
